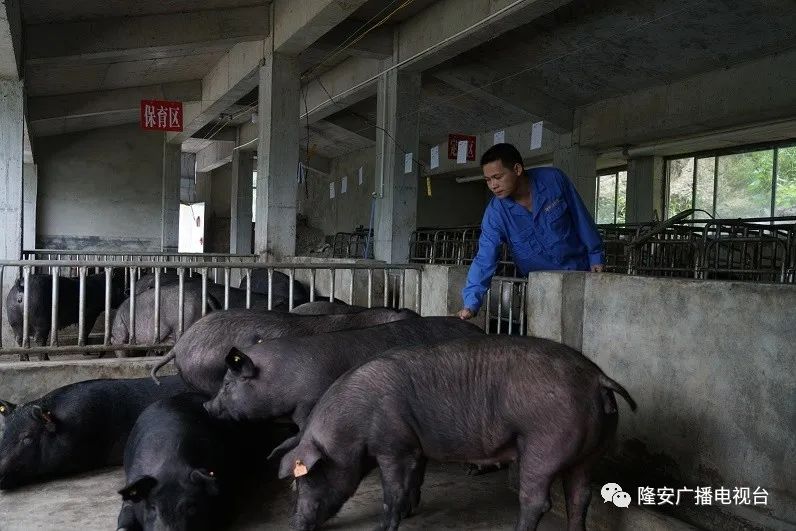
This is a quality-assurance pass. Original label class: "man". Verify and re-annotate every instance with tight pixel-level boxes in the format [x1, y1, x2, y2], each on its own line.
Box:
[458, 143, 604, 320]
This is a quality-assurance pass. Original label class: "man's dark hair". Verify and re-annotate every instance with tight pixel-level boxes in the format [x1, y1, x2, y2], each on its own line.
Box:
[480, 143, 524, 169]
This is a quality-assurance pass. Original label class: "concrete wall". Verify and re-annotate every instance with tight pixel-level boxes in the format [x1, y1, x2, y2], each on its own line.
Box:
[527, 272, 795, 531]
[22, 163, 37, 249]
[35, 123, 165, 251]
[297, 146, 490, 242]
[204, 162, 232, 253]
[0, 358, 176, 404]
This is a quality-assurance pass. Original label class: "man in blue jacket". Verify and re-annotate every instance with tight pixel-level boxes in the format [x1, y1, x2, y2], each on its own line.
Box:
[458, 143, 604, 320]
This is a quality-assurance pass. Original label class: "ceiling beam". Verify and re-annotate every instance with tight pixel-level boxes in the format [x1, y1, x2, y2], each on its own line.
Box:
[273, 0, 371, 55]
[432, 67, 573, 132]
[25, 6, 270, 66]
[309, 19, 393, 60]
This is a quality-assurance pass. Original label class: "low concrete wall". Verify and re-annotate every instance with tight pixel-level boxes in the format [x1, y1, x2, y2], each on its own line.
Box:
[0, 358, 177, 404]
[526, 272, 795, 531]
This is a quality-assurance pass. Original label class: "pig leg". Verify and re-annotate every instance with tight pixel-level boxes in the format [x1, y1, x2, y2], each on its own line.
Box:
[116, 500, 141, 531]
[561, 458, 593, 531]
[376, 454, 424, 530]
[34, 333, 49, 361]
[406, 457, 427, 517]
[514, 445, 559, 531]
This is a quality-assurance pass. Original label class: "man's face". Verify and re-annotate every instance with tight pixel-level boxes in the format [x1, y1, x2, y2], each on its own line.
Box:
[482, 160, 523, 199]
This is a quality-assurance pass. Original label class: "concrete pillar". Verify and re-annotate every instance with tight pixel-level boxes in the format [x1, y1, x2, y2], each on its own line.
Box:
[230, 147, 254, 254]
[553, 142, 597, 216]
[23, 163, 37, 250]
[254, 50, 300, 261]
[626, 156, 664, 222]
[526, 271, 586, 351]
[161, 140, 181, 252]
[374, 68, 421, 263]
[0, 79, 24, 347]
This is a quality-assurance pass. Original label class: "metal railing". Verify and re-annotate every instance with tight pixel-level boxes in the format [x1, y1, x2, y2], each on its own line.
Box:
[409, 226, 516, 276]
[1, 260, 422, 361]
[483, 276, 527, 336]
[331, 231, 374, 259]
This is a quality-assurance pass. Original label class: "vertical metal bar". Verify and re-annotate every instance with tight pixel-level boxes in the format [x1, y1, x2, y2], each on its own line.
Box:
[129, 269, 137, 346]
[245, 268, 252, 310]
[496, 280, 503, 335]
[508, 282, 514, 335]
[399, 269, 406, 309]
[153, 268, 161, 343]
[519, 283, 526, 336]
[77, 267, 87, 347]
[50, 268, 60, 346]
[267, 268, 274, 310]
[329, 268, 336, 302]
[201, 269, 208, 317]
[103, 267, 111, 346]
[691, 157, 697, 214]
[415, 269, 421, 314]
[22, 267, 30, 348]
[309, 270, 316, 303]
[383, 269, 389, 307]
[177, 268, 185, 338]
[484, 287, 491, 335]
[771, 147, 779, 218]
[348, 269, 354, 305]
[614, 171, 619, 224]
[289, 269, 296, 311]
[712, 156, 718, 217]
[595, 174, 600, 219]
[224, 268, 230, 310]
[0, 266, 5, 347]
[367, 269, 373, 308]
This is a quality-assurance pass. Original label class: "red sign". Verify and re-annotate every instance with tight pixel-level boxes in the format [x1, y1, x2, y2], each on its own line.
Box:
[447, 134, 477, 161]
[140, 100, 183, 132]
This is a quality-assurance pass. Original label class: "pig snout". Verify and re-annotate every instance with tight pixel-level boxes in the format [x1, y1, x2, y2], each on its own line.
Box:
[202, 398, 229, 420]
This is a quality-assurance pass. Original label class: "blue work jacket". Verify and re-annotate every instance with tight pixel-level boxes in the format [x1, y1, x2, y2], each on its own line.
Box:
[462, 167, 604, 312]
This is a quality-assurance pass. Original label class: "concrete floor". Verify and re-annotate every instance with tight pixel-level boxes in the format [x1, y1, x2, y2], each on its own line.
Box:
[0, 463, 567, 531]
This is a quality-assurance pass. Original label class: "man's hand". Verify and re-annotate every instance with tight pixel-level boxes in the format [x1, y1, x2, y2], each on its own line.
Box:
[457, 308, 475, 320]
[590, 264, 604, 273]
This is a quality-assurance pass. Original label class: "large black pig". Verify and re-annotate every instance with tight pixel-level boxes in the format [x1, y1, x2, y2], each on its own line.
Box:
[0, 399, 16, 439]
[244, 269, 310, 308]
[117, 393, 294, 531]
[290, 301, 366, 315]
[110, 283, 221, 358]
[152, 307, 419, 395]
[277, 336, 636, 531]
[5, 271, 126, 361]
[204, 317, 483, 429]
[0, 376, 188, 489]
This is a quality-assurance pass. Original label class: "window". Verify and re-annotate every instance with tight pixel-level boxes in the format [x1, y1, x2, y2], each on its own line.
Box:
[595, 168, 627, 224]
[665, 142, 796, 218]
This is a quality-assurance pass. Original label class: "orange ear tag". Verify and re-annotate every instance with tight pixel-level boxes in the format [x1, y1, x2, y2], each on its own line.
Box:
[294, 460, 308, 477]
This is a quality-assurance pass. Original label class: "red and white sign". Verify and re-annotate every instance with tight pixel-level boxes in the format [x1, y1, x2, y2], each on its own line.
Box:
[447, 134, 477, 161]
[140, 100, 183, 132]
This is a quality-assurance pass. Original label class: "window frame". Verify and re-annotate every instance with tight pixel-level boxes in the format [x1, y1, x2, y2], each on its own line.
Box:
[663, 139, 796, 219]
[595, 165, 628, 225]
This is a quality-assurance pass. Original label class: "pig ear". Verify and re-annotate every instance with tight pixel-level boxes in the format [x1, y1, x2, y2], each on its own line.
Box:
[278, 441, 322, 480]
[30, 405, 57, 433]
[190, 469, 220, 496]
[0, 399, 16, 416]
[267, 434, 300, 462]
[119, 476, 158, 502]
[225, 349, 257, 378]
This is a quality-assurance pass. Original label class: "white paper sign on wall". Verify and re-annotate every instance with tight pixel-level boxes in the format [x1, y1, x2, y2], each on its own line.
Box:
[530, 121, 544, 150]
[430, 145, 440, 169]
[494, 130, 505, 145]
[329, 182, 335, 199]
[457, 140, 468, 164]
[404, 153, 413, 174]
[358, 167, 363, 185]
[341, 176, 347, 194]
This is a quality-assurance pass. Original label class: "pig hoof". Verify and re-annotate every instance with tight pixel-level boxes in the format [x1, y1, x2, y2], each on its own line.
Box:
[19, 353, 30, 362]
[38, 353, 50, 361]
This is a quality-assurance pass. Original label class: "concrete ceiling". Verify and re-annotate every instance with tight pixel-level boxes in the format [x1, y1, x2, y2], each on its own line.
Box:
[20, 1, 268, 23]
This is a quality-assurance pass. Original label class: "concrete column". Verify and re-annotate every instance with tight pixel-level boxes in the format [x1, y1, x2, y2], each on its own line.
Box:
[626, 156, 664, 222]
[161, 140, 181, 252]
[230, 146, 254, 254]
[23, 163, 37, 250]
[553, 142, 597, 216]
[0, 79, 24, 347]
[254, 51, 300, 260]
[374, 67, 421, 263]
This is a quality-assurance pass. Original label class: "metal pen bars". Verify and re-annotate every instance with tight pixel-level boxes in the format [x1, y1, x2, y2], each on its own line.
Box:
[0, 260, 422, 360]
